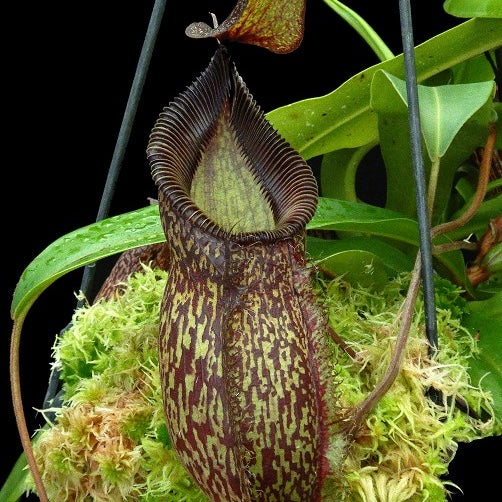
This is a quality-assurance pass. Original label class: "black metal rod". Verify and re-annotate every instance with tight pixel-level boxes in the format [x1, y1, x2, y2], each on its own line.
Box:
[79, 0, 168, 301]
[44, 0, 167, 411]
[398, 0, 438, 351]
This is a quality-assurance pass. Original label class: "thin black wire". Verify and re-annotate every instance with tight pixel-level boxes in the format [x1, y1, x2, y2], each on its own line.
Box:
[398, 0, 438, 351]
[79, 0, 168, 305]
[43, 0, 167, 411]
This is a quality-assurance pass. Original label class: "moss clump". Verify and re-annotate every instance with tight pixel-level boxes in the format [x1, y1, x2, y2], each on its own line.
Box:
[31, 266, 207, 501]
[321, 275, 495, 501]
[29, 267, 496, 501]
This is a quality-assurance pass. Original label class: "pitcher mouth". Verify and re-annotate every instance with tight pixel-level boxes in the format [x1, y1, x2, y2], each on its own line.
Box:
[147, 46, 318, 245]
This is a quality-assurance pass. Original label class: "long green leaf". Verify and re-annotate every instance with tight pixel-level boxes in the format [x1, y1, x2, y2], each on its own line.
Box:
[309, 198, 469, 287]
[12, 198, 472, 321]
[444, 0, 502, 18]
[11, 205, 164, 319]
[319, 142, 376, 200]
[370, 71, 494, 221]
[451, 53, 496, 84]
[315, 249, 390, 289]
[371, 71, 494, 161]
[0, 451, 29, 502]
[323, 0, 394, 62]
[307, 236, 415, 275]
[1, 428, 48, 502]
[266, 18, 502, 159]
[445, 192, 502, 239]
[468, 292, 502, 320]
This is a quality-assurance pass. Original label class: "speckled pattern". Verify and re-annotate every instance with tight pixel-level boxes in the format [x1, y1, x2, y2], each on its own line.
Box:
[157, 193, 326, 500]
[147, 47, 329, 501]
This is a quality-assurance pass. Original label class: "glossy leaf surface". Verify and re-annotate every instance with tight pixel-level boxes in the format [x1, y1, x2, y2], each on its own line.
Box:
[320, 143, 376, 201]
[13, 197, 476, 322]
[444, 0, 502, 18]
[371, 71, 494, 221]
[323, 0, 393, 61]
[446, 192, 502, 239]
[371, 71, 494, 161]
[266, 18, 502, 159]
[451, 53, 496, 84]
[317, 249, 389, 289]
[11, 205, 164, 319]
[309, 198, 470, 289]
[186, 0, 305, 53]
[307, 236, 414, 276]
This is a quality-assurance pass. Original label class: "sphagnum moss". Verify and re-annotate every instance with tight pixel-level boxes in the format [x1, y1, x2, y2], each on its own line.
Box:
[27, 266, 495, 501]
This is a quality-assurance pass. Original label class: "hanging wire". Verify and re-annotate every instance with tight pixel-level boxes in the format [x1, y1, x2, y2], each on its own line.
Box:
[79, 0, 168, 304]
[43, 0, 167, 411]
[398, 0, 438, 351]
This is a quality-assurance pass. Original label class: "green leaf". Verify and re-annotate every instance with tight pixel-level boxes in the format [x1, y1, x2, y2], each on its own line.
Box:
[455, 177, 476, 203]
[308, 198, 469, 288]
[370, 71, 494, 222]
[323, 0, 393, 62]
[11, 205, 164, 319]
[445, 192, 502, 239]
[371, 71, 494, 161]
[483, 242, 502, 274]
[463, 310, 502, 425]
[1, 428, 48, 502]
[266, 18, 502, 159]
[494, 102, 502, 150]
[0, 451, 29, 502]
[12, 197, 476, 323]
[451, 53, 496, 84]
[320, 142, 376, 200]
[307, 236, 415, 276]
[315, 249, 389, 289]
[444, 0, 502, 18]
[486, 178, 502, 194]
[468, 291, 502, 320]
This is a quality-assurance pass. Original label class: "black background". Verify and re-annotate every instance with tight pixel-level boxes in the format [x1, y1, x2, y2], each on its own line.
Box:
[3, 1, 500, 499]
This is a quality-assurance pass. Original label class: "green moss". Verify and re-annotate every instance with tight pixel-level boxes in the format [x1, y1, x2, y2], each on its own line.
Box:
[321, 274, 495, 501]
[29, 267, 496, 501]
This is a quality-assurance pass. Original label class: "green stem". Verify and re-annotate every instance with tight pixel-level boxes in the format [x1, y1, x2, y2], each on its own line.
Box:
[323, 0, 394, 62]
[427, 157, 441, 220]
[321, 140, 377, 201]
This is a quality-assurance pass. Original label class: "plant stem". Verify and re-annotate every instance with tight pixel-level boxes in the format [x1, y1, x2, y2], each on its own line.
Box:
[432, 123, 497, 240]
[427, 157, 441, 220]
[347, 124, 497, 435]
[433, 241, 478, 254]
[10, 317, 48, 502]
[327, 325, 358, 360]
[347, 255, 422, 435]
